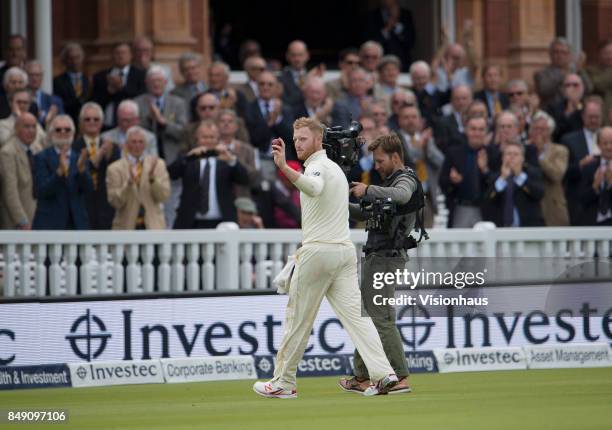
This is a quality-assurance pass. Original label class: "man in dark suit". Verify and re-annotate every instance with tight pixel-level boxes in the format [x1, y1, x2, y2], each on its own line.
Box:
[484, 140, 545, 227]
[546, 73, 585, 142]
[0, 34, 27, 84]
[395, 104, 444, 224]
[26, 60, 64, 126]
[278, 40, 310, 109]
[439, 116, 499, 228]
[169, 121, 249, 228]
[91, 42, 146, 129]
[409, 61, 448, 127]
[561, 96, 604, 225]
[54, 43, 89, 125]
[366, 0, 416, 72]
[235, 56, 266, 104]
[435, 84, 472, 152]
[580, 126, 612, 226]
[474, 64, 510, 120]
[32, 115, 93, 230]
[244, 71, 295, 160]
[72, 102, 121, 229]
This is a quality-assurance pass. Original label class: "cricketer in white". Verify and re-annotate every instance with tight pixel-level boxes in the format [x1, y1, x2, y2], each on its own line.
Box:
[252, 117, 398, 399]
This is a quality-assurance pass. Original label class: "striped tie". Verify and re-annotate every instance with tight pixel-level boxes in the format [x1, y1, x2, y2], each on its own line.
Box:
[494, 95, 502, 115]
[135, 159, 145, 228]
[62, 154, 69, 176]
[361, 170, 370, 185]
[136, 159, 143, 184]
[74, 78, 82, 98]
[88, 138, 98, 189]
[412, 135, 428, 183]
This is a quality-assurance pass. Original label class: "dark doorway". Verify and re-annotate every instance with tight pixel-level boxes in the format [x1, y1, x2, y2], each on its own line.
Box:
[211, 0, 436, 70]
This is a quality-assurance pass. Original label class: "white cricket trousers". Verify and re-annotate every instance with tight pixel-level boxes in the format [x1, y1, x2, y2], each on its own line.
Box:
[271, 242, 395, 390]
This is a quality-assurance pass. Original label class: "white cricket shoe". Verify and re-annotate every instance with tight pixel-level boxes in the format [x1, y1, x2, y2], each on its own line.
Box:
[363, 374, 399, 396]
[252, 381, 298, 399]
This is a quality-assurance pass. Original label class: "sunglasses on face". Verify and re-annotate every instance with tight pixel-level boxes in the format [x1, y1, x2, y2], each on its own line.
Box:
[249, 66, 265, 72]
[198, 105, 217, 111]
[83, 117, 101, 122]
[54, 127, 73, 133]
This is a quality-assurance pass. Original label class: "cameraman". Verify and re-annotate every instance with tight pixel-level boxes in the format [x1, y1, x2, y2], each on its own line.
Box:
[340, 133, 418, 394]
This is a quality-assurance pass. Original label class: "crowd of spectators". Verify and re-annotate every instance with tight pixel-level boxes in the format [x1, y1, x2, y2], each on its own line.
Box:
[1, 16, 612, 231]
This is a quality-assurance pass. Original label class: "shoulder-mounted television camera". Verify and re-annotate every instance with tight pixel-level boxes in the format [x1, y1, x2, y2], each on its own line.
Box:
[322, 121, 363, 176]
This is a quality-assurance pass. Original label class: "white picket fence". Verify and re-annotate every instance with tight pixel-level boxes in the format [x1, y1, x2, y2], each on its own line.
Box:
[1, 225, 611, 298]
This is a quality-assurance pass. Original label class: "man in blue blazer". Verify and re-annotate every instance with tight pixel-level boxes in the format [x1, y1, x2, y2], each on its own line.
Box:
[26, 60, 64, 126]
[33, 115, 93, 230]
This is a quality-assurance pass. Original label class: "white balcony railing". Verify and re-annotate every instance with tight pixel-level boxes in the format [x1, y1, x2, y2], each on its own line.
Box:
[1, 225, 611, 298]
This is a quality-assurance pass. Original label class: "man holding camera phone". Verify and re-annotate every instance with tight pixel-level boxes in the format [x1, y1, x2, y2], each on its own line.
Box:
[169, 120, 249, 228]
[340, 133, 421, 394]
[252, 117, 398, 398]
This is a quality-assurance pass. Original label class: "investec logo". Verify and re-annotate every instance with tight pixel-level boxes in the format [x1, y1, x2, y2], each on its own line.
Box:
[71, 360, 163, 387]
[397, 305, 435, 350]
[257, 356, 344, 373]
[65, 309, 112, 361]
[443, 350, 522, 366]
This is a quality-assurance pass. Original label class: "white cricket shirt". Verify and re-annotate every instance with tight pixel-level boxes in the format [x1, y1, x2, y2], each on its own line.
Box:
[293, 150, 352, 246]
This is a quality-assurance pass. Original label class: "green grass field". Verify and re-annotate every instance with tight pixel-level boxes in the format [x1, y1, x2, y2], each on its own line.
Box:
[1, 368, 612, 430]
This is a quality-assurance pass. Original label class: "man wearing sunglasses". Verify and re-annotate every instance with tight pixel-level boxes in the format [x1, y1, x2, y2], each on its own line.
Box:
[546, 73, 585, 142]
[326, 48, 360, 102]
[32, 115, 92, 230]
[72, 102, 121, 229]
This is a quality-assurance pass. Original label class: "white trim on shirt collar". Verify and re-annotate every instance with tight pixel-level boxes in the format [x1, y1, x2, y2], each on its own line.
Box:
[127, 153, 145, 165]
[18, 141, 31, 153]
[304, 149, 326, 167]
